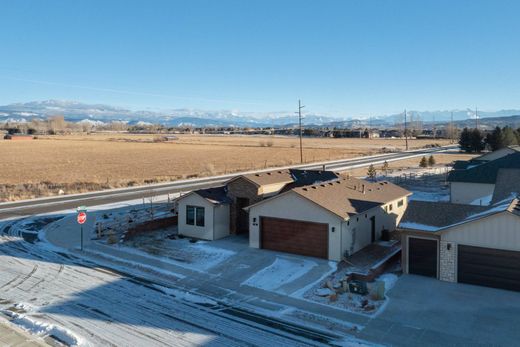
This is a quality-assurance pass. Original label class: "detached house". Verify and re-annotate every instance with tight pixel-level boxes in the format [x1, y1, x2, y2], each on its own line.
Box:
[245, 177, 411, 261]
[176, 169, 339, 240]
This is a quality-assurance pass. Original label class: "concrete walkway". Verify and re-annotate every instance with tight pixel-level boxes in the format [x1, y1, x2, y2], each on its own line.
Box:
[0, 321, 48, 346]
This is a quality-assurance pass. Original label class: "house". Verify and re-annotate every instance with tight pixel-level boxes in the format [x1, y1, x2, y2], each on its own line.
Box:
[245, 177, 411, 261]
[4, 134, 34, 140]
[225, 169, 339, 235]
[447, 150, 520, 205]
[176, 169, 339, 240]
[399, 197, 520, 292]
[177, 186, 231, 240]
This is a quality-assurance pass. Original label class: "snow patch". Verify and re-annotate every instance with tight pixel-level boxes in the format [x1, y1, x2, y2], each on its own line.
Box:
[242, 257, 318, 293]
[2, 310, 84, 346]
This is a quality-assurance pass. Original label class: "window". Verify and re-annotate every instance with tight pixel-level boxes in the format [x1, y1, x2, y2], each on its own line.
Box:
[398, 199, 404, 207]
[389, 204, 393, 211]
[186, 205, 205, 226]
[384, 205, 388, 212]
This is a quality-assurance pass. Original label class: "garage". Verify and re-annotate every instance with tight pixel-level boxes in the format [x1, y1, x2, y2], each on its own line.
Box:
[408, 237, 438, 278]
[260, 217, 328, 259]
[458, 245, 520, 292]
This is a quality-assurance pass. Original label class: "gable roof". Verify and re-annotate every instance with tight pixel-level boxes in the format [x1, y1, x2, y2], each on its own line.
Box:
[227, 168, 339, 188]
[473, 145, 520, 162]
[246, 177, 411, 219]
[292, 178, 411, 218]
[178, 186, 231, 205]
[491, 169, 520, 204]
[399, 197, 520, 233]
[280, 169, 340, 192]
[447, 151, 520, 184]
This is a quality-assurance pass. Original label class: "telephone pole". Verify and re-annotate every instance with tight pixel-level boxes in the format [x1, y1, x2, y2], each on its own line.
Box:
[450, 111, 454, 144]
[298, 100, 305, 163]
[475, 106, 479, 130]
[404, 109, 409, 151]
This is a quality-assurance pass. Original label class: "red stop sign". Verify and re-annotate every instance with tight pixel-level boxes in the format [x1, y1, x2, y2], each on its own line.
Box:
[77, 212, 87, 224]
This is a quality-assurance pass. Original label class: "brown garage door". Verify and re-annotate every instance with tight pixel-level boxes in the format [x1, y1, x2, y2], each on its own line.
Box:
[260, 217, 328, 259]
[408, 237, 438, 278]
[458, 245, 520, 292]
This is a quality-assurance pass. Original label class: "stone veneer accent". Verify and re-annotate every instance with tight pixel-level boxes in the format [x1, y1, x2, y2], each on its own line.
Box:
[439, 240, 457, 282]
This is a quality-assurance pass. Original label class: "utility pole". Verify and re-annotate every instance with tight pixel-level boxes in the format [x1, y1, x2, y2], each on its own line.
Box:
[298, 100, 305, 163]
[475, 106, 479, 130]
[404, 109, 409, 151]
[432, 114, 436, 140]
[450, 111, 455, 143]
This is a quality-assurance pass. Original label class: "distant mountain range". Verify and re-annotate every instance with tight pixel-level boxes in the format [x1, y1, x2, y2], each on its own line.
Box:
[0, 100, 519, 129]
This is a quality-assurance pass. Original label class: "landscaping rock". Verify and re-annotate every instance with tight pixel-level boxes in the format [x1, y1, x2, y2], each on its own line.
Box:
[315, 288, 334, 297]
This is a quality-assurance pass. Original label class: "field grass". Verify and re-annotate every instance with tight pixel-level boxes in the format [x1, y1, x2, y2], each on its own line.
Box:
[0, 133, 452, 201]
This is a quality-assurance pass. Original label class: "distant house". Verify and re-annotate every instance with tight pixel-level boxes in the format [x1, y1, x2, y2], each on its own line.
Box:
[245, 177, 411, 260]
[447, 148, 520, 205]
[399, 197, 520, 292]
[4, 134, 34, 140]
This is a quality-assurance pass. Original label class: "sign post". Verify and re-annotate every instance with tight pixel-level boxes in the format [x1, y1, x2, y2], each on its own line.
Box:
[76, 206, 87, 251]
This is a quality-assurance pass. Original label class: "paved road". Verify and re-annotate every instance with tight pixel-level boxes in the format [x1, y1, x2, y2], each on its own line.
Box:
[0, 145, 457, 219]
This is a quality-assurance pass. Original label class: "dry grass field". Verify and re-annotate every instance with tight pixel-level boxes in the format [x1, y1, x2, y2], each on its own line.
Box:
[0, 133, 453, 201]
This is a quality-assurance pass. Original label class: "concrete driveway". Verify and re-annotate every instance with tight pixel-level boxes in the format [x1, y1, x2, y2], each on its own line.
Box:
[358, 274, 520, 346]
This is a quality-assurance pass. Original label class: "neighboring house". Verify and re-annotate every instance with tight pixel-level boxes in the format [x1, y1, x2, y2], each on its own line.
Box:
[177, 186, 231, 240]
[4, 134, 34, 140]
[399, 197, 520, 292]
[176, 169, 339, 240]
[448, 150, 520, 205]
[245, 177, 411, 261]
[226, 169, 339, 235]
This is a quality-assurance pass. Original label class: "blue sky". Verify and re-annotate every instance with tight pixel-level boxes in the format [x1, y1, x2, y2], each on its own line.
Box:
[0, 0, 519, 116]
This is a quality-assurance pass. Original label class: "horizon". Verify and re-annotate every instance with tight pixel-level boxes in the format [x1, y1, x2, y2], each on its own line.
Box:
[1, 1, 520, 115]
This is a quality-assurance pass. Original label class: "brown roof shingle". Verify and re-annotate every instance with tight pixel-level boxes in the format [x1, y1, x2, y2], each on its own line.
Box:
[292, 177, 411, 218]
[241, 170, 294, 186]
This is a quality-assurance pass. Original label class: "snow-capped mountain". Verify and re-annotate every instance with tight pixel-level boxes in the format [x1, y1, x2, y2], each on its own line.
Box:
[0, 100, 519, 128]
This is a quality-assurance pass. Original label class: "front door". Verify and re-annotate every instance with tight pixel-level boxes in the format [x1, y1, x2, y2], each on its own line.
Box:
[370, 216, 376, 242]
[236, 197, 250, 234]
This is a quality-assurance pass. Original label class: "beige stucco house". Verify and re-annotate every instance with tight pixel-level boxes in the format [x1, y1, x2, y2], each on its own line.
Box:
[177, 187, 231, 240]
[400, 198, 520, 292]
[245, 177, 411, 261]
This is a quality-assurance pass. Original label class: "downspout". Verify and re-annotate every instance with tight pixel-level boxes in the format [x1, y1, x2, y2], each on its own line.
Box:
[213, 204, 216, 240]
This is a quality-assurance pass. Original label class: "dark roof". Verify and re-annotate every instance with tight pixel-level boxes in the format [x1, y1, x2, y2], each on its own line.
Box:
[400, 201, 488, 229]
[491, 169, 520, 203]
[193, 186, 231, 204]
[280, 169, 340, 192]
[291, 177, 411, 218]
[447, 152, 520, 184]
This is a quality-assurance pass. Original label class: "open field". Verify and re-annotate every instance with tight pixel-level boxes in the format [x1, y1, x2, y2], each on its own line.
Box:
[1, 133, 452, 201]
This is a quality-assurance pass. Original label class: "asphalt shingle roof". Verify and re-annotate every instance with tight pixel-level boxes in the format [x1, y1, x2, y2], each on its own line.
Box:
[447, 152, 520, 184]
[291, 177, 411, 218]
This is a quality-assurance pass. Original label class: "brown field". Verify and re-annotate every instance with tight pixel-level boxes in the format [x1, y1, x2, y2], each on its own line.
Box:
[0, 133, 453, 201]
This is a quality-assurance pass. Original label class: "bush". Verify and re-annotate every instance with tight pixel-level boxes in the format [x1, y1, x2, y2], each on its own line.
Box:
[428, 155, 436, 166]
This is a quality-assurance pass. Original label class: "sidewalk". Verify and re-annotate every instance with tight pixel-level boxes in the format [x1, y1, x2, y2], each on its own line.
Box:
[0, 320, 48, 346]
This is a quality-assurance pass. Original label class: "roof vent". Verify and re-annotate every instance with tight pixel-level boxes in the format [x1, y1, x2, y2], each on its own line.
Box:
[255, 174, 260, 177]
[312, 186, 317, 189]
[302, 188, 308, 191]
[328, 182, 333, 186]
[320, 184, 325, 187]
[267, 172, 272, 175]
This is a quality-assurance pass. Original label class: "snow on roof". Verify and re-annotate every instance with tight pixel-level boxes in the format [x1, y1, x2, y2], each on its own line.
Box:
[400, 195, 520, 233]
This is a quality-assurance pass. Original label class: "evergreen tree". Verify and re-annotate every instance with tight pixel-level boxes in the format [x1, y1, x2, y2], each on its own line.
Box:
[367, 164, 377, 180]
[470, 128, 485, 152]
[419, 156, 428, 168]
[428, 155, 436, 166]
[486, 126, 502, 151]
[459, 128, 472, 152]
[502, 126, 518, 147]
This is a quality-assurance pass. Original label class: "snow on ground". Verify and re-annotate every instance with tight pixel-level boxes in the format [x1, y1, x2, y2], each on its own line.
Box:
[119, 232, 236, 272]
[242, 257, 318, 293]
[408, 190, 449, 202]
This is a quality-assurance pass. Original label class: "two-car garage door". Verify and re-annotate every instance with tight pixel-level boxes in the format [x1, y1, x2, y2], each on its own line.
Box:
[458, 245, 520, 292]
[260, 217, 328, 259]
